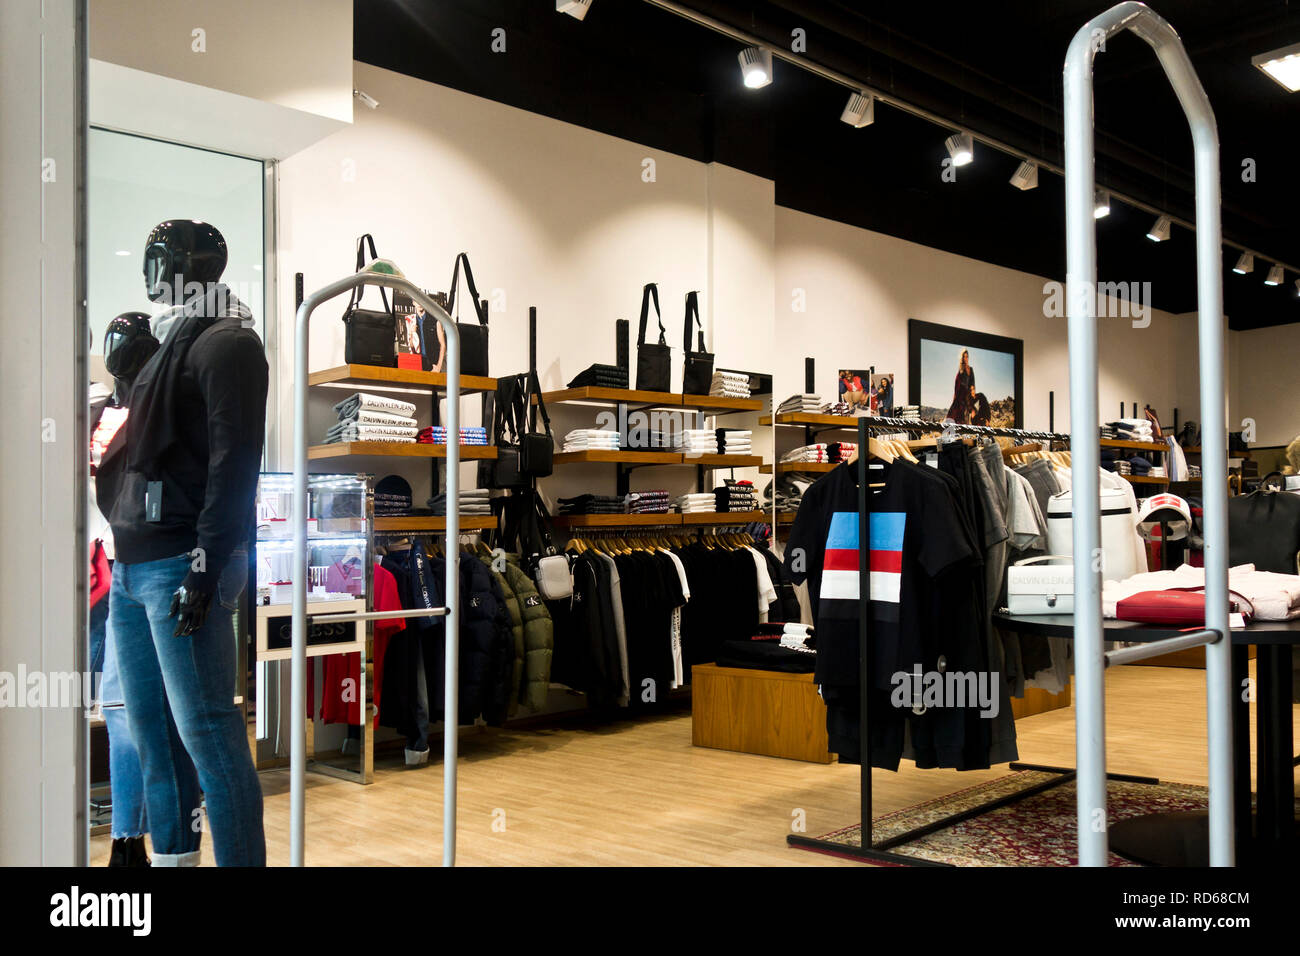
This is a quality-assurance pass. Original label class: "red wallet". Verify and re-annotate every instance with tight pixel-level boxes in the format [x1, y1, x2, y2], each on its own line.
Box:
[1115, 587, 1251, 625]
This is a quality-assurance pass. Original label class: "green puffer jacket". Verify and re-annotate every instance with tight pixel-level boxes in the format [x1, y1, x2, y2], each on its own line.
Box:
[504, 555, 554, 712]
[479, 553, 524, 716]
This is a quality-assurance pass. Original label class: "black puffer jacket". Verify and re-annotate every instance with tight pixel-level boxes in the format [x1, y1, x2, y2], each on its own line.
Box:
[441, 552, 514, 726]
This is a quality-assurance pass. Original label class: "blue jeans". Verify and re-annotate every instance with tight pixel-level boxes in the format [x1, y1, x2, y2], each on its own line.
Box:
[110, 549, 265, 866]
[90, 591, 148, 839]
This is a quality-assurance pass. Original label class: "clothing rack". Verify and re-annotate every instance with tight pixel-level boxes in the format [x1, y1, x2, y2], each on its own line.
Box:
[786, 419, 1092, 865]
[291, 266, 463, 868]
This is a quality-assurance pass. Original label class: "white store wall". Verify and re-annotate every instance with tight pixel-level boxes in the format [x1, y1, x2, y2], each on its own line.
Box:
[276, 62, 772, 504]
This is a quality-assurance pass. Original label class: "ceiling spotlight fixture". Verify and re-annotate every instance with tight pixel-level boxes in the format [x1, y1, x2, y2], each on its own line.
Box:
[1009, 160, 1038, 190]
[556, 0, 593, 20]
[944, 132, 973, 166]
[1093, 189, 1111, 219]
[1233, 252, 1255, 275]
[353, 89, 379, 110]
[738, 46, 773, 89]
[841, 91, 875, 128]
[1146, 215, 1172, 242]
[1264, 263, 1285, 286]
[1252, 41, 1300, 92]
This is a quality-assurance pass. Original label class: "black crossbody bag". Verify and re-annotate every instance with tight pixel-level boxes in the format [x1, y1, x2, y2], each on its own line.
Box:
[341, 234, 397, 367]
[681, 290, 714, 394]
[446, 252, 490, 377]
[635, 282, 670, 392]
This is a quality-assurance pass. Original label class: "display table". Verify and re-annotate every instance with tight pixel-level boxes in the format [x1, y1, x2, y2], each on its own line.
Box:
[691, 664, 832, 763]
[995, 612, 1299, 865]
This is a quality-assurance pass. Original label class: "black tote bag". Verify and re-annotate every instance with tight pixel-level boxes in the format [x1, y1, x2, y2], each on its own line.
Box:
[518, 370, 554, 478]
[446, 252, 490, 377]
[681, 290, 714, 395]
[479, 376, 528, 490]
[635, 282, 670, 392]
[1228, 481, 1300, 573]
[341, 234, 397, 367]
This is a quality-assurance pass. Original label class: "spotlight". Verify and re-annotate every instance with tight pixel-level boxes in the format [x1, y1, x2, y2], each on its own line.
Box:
[738, 46, 773, 89]
[1009, 160, 1038, 190]
[1146, 215, 1171, 242]
[841, 91, 874, 128]
[944, 132, 973, 166]
[353, 89, 379, 110]
[1252, 42, 1300, 92]
[1093, 189, 1111, 219]
[1233, 252, 1254, 275]
[556, 0, 593, 20]
[1265, 263, 1284, 286]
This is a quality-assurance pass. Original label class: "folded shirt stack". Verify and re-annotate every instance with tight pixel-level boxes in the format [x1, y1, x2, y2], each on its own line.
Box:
[1147, 465, 1166, 478]
[775, 393, 821, 414]
[826, 441, 857, 463]
[709, 370, 751, 398]
[562, 428, 620, 453]
[624, 430, 675, 451]
[764, 473, 814, 513]
[718, 428, 753, 455]
[625, 490, 671, 514]
[676, 428, 722, 456]
[1108, 418, 1154, 442]
[1129, 456, 1153, 476]
[374, 492, 413, 516]
[427, 489, 494, 516]
[780, 443, 830, 464]
[1113, 459, 1132, 476]
[674, 493, 718, 514]
[326, 392, 420, 444]
[558, 494, 624, 515]
[1099, 425, 1118, 440]
[568, 365, 628, 389]
[714, 480, 758, 513]
[417, 425, 489, 445]
[897, 405, 921, 419]
[821, 401, 852, 417]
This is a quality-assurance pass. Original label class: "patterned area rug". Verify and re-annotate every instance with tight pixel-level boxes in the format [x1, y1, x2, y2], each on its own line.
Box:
[805, 771, 1215, 866]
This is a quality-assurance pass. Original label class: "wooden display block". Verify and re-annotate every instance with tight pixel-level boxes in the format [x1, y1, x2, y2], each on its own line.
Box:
[691, 663, 832, 764]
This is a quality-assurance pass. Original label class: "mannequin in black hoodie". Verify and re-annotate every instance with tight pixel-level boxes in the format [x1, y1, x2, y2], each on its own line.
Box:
[97, 220, 269, 866]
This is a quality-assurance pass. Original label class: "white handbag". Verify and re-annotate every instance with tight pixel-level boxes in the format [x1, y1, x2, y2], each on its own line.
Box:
[1045, 487, 1139, 582]
[1006, 555, 1074, 615]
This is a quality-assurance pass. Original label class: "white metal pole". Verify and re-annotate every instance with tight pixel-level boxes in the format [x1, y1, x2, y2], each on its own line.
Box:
[1063, 1, 1233, 867]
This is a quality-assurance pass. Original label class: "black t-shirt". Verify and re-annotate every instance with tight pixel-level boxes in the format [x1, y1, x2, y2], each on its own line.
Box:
[783, 460, 975, 690]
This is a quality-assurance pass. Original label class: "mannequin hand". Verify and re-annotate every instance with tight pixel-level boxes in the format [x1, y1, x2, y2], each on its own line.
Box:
[169, 581, 215, 637]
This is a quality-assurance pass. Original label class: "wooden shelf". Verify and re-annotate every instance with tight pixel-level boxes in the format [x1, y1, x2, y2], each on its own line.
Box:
[760, 412, 859, 429]
[686, 453, 764, 468]
[776, 512, 797, 525]
[1100, 438, 1167, 452]
[680, 510, 768, 525]
[551, 449, 681, 465]
[309, 363, 496, 393]
[538, 386, 681, 407]
[373, 515, 499, 532]
[553, 512, 771, 528]
[308, 442, 498, 461]
[760, 461, 840, 474]
[680, 393, 763, 413]
[1121, 474, 1169, 484]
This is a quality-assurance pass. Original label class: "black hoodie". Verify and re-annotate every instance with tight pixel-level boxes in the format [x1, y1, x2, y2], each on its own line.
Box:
[97, 289, 267, 592]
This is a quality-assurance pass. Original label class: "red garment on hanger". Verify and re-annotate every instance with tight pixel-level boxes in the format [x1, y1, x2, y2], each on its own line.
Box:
[316, 561, 403, 726]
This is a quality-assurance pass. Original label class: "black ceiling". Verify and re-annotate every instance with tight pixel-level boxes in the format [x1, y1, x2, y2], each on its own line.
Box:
[356, 0, 1300, 330]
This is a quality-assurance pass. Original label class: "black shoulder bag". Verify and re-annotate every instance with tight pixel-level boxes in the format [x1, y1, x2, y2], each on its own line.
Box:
[481, 375, 528, 490]
[341, 234, 397, 367]
[681, 290, 714, 395]
[635, 282, 670, 392]
[518, 370, 554, 478]
[447, 252, 490, 377]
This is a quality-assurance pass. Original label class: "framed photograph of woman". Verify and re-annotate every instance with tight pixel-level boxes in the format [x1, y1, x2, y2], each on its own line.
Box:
[907, 319, 1023, 428]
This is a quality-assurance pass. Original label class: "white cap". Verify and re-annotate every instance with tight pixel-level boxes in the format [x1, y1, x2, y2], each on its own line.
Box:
[1136, 492, 1192, 541]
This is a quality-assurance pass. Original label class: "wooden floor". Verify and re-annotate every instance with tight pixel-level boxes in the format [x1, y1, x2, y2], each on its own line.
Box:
[90, 663, 1298, 866]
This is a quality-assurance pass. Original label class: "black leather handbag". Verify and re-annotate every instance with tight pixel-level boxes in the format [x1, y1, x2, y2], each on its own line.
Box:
[342, 234, 397, 367]
[635, 282, 670, 392]
[1228, 478, 1300, 573]
[447, 252, 490, 377]
[681, 290, 714, 395]
[480, 377, 527, 490]
[518, 370, 554, 479]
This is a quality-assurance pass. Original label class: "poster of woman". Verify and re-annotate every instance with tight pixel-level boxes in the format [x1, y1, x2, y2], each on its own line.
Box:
[907, 319, 1023, 428]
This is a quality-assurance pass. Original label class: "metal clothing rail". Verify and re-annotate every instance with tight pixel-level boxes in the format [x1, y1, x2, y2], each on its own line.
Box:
[787, 417, 1097, 866]
[291, 269, 462, 868]
[1064, 2, 1232, 867]
[859, 415, 1071, 445]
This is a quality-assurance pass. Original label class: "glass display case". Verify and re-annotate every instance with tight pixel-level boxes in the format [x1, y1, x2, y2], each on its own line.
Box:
[250, 472, 375, 784]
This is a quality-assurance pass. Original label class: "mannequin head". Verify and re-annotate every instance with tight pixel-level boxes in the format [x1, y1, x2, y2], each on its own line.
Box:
[103, 311, 159, 402]
[143, 220, 227, 304]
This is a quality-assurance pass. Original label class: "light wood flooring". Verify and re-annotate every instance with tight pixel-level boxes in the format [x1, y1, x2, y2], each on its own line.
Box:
[90, 663, 1298, 866]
